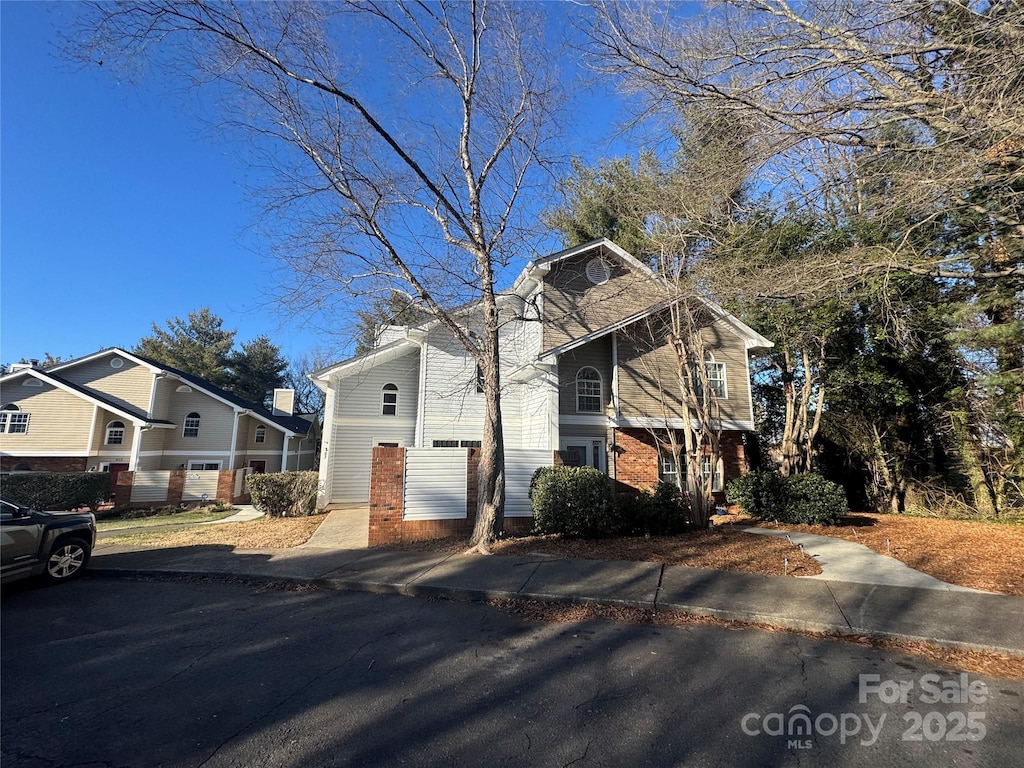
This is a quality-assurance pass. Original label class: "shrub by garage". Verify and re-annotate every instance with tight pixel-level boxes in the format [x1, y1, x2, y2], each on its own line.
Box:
[727, 471, 848, 525]
[247, 471, 319, 517]
[3, 471, 110, 511]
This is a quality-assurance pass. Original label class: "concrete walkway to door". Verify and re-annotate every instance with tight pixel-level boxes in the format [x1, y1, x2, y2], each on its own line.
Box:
[302, 504, 369, 549]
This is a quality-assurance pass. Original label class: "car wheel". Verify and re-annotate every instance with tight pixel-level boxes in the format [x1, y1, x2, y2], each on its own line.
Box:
[44, 537, 91, 583]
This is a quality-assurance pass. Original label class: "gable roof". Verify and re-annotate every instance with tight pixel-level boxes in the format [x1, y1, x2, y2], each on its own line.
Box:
[47, 348, 311, 436]
[0, 367, 174, 427]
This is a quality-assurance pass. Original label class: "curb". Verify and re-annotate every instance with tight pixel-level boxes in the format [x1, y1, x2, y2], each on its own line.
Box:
[89, 567, 1024, 659]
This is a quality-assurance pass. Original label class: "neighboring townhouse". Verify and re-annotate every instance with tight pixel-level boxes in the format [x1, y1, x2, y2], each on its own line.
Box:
[313, 239, 772, 508]
[0, 348, 319, 478]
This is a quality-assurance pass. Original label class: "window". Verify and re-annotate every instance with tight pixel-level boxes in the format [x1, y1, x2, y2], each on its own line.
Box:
[255, 425, 266, 444]
[105, 421, 126, 445]
[692, 357, 727, 399]
[381, 383, 399, 416]
[701, 455, 724, 492]
[0, 404, 29, 434]
[188, 461, 221, 471]
[183, 412, 201, 438]
[659, 451, 681, 488]
[460, 440, 481, 448]
[575, 367, 603, 413]
[433, 439, 460, 448]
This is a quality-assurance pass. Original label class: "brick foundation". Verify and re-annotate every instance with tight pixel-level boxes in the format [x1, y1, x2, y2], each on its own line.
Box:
[612, 430, 661, 490]
[0, 456, 87, 473]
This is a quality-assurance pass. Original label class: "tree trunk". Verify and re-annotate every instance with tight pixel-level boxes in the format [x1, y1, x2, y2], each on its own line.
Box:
[469, 304, 505, 550]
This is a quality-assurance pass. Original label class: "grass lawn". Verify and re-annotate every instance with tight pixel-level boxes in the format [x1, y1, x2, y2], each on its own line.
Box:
[97, 507, 237, 531]
[98, 514, 328, 550]
[734, 511, 1024, 595]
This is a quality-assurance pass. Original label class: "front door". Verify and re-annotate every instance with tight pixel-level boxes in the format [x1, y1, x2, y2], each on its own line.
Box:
[559, 437, 605, 473]
[248, 460, 267, 474]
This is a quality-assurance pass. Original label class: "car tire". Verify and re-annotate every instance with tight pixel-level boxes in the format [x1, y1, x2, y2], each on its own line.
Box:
[44, 537, 91, 583]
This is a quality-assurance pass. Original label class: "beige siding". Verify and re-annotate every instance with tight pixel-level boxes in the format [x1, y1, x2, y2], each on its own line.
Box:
[160, 389, 236, 453]
[557, 336, 614, 416]
[617, 314, 752, 426]
[58, 353, 155, 414]
[0, 381, 94, 455]
[151, 377, 176, 419]
[542, 249, 665, 351]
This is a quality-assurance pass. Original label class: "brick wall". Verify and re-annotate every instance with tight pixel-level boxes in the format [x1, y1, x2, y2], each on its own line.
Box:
[368, 446, 405, 545]
[0, 456, 87, 473]
[613, 429, 661, 490]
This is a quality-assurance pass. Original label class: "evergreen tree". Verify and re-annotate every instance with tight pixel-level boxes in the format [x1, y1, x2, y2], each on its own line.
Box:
[135, 308, 236, 387]
[226, 335, 289, 407]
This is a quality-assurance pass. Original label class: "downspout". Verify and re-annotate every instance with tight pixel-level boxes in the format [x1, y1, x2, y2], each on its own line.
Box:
[415, 339, 428, 447]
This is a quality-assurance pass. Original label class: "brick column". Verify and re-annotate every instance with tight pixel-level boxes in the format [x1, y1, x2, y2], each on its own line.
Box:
[167, 471, 185, 506]
[114, 471, 134, 508]
[216, 470, 234, 504]
[368, 446, 405, 546]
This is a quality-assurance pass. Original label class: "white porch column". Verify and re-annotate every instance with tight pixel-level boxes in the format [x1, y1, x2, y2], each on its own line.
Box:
[86, 405, 99, 461]
[128, 424, 143, 470]
[228, 411, 240, 470]
[280, 435, 291, 472]
[317, 384, 336, 508]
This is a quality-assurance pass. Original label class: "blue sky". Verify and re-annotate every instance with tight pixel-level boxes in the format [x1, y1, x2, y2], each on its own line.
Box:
[1, 2, 636, 368]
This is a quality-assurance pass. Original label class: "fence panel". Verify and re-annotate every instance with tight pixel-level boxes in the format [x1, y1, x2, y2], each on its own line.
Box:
[504, 449, 554, 517]
[403, 448, 467, 520]
[130, 471, 171, 504]
[182, 470, 220, 502]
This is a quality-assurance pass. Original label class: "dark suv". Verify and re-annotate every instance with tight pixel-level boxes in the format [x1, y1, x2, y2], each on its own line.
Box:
[0, 496, 96, 584]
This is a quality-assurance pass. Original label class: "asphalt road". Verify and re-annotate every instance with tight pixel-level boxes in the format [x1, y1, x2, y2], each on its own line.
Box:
[2, 575, 1022, 768]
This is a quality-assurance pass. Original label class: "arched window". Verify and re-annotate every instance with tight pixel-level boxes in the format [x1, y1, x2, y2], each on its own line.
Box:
[691, 354, 727, 400]
[105, 420, 126, 445]
[0, 403, 29, 434]
[255, 425, 266, 444]
[183, 412, 201, 438]
[381, 383, 399, 416]
[576, 367, 603, 413]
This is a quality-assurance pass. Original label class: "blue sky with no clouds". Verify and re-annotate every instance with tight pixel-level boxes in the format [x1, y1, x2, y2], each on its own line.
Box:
[1, 2, 643, 368]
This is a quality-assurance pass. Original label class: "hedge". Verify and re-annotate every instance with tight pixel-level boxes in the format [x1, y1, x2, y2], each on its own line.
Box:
[727, 471, 848, 525]
[2, 472, 111, 511]
[246, 471, 320, 517]
[617, 480, 692, 536]
[530, 465, 617, 537]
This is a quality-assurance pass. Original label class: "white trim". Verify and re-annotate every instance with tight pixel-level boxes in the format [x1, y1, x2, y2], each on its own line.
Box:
[611, 331, 620, 421]
[744, 348, 757, 428]
[182, 412, 201, 438]
[617, 416, 754, 431]
[380, 383, 400, 417]
[311, 338, 419, 382]
[137, 450, 231, 457]
[329, 416, 418, 426]
[147, 375, 159, 418]
[1, 450, 90, 457]
[93, 450, 132, 457]
[47, 348, 164, 375]
[281, 441, 289, 472]
[415, 340, 427, 447]
[575, 365, 603, 414]
[105, 419, 127, 446]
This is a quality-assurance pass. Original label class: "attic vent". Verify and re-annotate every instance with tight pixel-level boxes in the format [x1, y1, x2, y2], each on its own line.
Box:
[585, 258, 611, 285]
[110, 358, 124, 369]
[176, 385, 193, 393]
[22, 379, 43, 387]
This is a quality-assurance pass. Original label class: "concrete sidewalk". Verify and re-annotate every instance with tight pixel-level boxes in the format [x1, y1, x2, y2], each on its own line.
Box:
[90, 545, 1024, 657]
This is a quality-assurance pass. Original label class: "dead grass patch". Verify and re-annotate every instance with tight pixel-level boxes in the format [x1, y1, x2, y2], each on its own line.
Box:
[381, 526, 822, 578]
[730, 512, 1024, 595]
[98, 514, 327, 550]
[488, 598, 1024, 680]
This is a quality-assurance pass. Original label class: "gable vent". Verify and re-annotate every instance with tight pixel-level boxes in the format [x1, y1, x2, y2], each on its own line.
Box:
[585, 258, 611, 285]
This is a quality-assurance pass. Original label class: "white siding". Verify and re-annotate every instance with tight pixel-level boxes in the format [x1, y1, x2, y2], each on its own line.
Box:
[328, 350, 420, 503]
[183, 470, 220, 501]
[130, 471, 170, 503]
[403, 448, 467, 520]
[504, 449, 554, 517]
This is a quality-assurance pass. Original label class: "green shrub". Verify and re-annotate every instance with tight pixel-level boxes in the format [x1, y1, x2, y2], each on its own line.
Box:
[530, 466, 617, 537]
[727, 471, 848, 525]
[618, 481, 691, 536]
[2, 472, 111, 511]
[247, 471, 320, 517]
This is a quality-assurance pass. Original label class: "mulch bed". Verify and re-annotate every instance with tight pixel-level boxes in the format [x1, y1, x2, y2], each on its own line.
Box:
[736, 512, 1024, 595]
[381, 525, 823, 578]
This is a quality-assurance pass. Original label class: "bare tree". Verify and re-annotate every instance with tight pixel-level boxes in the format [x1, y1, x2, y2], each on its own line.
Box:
[587, 0, 1024, 288]
[70, 1, 561, 548]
